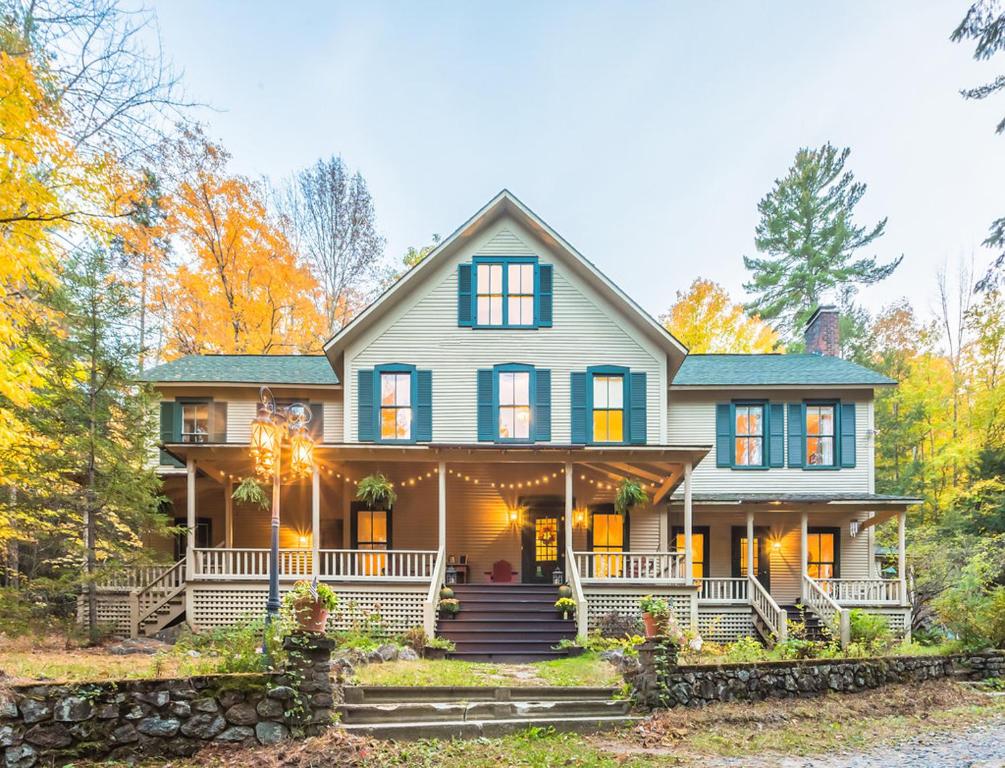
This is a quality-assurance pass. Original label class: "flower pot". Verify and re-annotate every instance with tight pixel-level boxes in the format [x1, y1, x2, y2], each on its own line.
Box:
[562, 611, 570, 621]
[291, 596, 329, 633]
[565, 646, 585, 658]
[439, 610, 456, 620]
[642, 611, 667, 638]
[423, 647, 448, 660]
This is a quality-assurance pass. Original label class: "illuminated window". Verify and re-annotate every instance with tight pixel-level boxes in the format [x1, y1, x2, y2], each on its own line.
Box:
[807, 529, 838, 579]
[806, 404, 836, 466]
[475, 260, 537, 327]
[592, 375, 624, 442]
[476, 263, 504, 325]
[356, 509, 388, 577]
[498, 371, 531, 440]
[592, 511, 625, 578]
[734, 404, 764, 466]
[380, 372, 412, 441]
[535, 517, 558, 562]
[738, 537, 759, 575]
[507, 263, 535, 325]
[674, 526, 709, 579]
[181, 402, 209, 443]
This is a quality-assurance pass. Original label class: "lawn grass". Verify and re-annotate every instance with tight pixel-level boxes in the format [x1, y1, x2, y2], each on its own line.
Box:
[352, 652, 622, 688]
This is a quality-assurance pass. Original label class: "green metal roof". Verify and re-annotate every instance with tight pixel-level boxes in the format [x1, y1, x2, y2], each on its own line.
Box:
[139, 355, 340, 386]
[670, 492, 922, 505]
[672, 354, 895, 387]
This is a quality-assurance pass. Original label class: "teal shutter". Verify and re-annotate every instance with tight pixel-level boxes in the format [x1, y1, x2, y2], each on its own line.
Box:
[839, 402, 856, 467]
[628, 372, 647, 444]
[457, 264, 474, 327]
[415, 370, 432, 442]
[768, 403, 784, 467]
[715, 404, 731, 467]
[787, 403, 804, 467]
[534, 368, 551, 442]
[159, 402, 183, 467]
[477, 369, 494, 441]
[357, 369, 375, 442]
[537, 264, 553, 327]
[571, 372, 587, 444]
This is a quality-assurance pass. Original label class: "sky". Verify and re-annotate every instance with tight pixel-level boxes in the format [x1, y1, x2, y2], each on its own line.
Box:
[149, 0, 1004, 322]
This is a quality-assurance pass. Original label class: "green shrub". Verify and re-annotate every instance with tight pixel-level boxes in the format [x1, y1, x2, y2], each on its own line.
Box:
[426, 636, 455, 651]
[720, 636, 768, 663]
[848, 609, 893, 650]
[639, 595, 670, 617]
[934, 552, 1005, 650]
[174, 618, 281, 673]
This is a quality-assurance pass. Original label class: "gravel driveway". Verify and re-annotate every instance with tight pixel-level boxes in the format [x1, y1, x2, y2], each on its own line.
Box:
[706, 716, 1005, 768]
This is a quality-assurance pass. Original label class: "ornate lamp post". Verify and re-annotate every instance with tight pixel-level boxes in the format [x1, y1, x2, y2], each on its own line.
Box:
[250, 387, 316, 631]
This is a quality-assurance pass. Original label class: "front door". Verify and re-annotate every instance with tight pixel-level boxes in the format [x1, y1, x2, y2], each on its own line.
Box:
[174, 516, 211, 561]
[731, 525, 771, 591]
[520, 501, 565, 584]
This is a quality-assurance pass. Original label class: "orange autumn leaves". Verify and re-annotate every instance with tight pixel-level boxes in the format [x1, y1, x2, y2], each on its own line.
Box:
[118, 130, 326, 360]
[662, 278, 781, 353]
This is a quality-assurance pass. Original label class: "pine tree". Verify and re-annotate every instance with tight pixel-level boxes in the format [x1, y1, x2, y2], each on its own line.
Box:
[29, 245, 166, 641]
[743, 143, 902, 340]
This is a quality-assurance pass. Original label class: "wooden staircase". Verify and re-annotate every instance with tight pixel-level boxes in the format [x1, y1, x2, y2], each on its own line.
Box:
[439, 584, 575, 662]
[782, 603, 830, 642]
[131, 558, 187, 638]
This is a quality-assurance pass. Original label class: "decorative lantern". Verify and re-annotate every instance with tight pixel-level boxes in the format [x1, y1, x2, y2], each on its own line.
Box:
[250, 410, 280, 477]
[445, 565, 458, 585]
[288, 426, 315, 478]
[551, 567, 564, 585]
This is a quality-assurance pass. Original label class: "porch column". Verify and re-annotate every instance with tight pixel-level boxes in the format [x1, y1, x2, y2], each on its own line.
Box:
[799, 511, 808, 600]
[683, 462, 693, 582]
[897, 510, 907, 603]
[186, 459, 196, 565]
[438, 461, 446, 552]
[312, 465, 321, 579]
[564, 462, 573, 569]
[746, 510, 755, 579]
[224, 478, 233, 549]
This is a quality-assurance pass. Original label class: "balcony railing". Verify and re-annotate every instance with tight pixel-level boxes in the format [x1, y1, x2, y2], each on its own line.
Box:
[573, 551, 686, 583]
[816, 578, 904, 605]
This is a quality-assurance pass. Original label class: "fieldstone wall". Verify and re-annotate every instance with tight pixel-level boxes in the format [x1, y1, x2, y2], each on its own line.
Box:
[628, 640, 1005, 709]
[0, 634, 336, 767]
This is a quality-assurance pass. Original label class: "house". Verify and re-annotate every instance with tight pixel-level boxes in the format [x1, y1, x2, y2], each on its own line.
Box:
[93, 190, 918, 658]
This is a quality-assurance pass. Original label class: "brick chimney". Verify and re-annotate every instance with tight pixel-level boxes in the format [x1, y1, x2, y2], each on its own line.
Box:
[804, 305, 839, 356]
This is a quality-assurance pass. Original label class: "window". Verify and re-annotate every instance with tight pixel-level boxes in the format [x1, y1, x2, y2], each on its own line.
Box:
[806, 404, 836, 466]
[379, 372, 412, 441]
[592, 374, 624, 443]
[507, 262, 534, 325]
[535, 517, 559, 562]
[739, 536, 758, 576]
[734, 404, 764, 466]
[355, 508, 389, 577]
[471, 258, 540, 327]
[181, 402, 209, 443]
[476, 262, 504, 325]
[498, 370, 531, 440]
[673, 526, 710, 580]
[807, 528, 839, 579]
[591, 510, 625, 578]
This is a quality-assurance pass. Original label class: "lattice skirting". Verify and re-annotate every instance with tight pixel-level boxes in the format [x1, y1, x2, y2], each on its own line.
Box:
[583, 588, 694, 632]
[76, 595, 132, 637]
[698, 607, 755, 641]
[856, 607, 912, 636]
[189, 583, 427, 635]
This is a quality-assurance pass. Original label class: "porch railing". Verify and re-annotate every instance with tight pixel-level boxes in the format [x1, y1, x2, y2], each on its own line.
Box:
[816, 578, 903, 605]
[191, 548, 312, 580]
[573, 551, 686, 583]
[749, 574, 787, 643]
[130, 557, 187, 638]
[802, 575, 850, 647]
[319, 549, 436, 581]
[567, 541, 589, 637]
[94, 563, 175, 591]
[697, 577, 748, 604]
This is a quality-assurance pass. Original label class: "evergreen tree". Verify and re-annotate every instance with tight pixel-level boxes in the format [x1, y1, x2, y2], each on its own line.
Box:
[27, 246, 166, 641]
[743, 143, 902, 339]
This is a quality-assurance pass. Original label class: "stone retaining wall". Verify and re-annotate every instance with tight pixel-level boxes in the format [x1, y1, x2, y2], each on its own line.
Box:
[0, 635, 336, 767]
[628, 641, 1005, 709]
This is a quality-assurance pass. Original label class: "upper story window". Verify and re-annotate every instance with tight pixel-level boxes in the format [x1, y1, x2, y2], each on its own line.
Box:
[380, 371, 412, 441]
[498, 369, 531, 440]
[734, 404, 764, 467]
[181, 401, 209, 443]
[805, 404, 835, 466]
[476, 364, 551, 443]
[458, 258, 553, 328]
[592, 374, 624, 443]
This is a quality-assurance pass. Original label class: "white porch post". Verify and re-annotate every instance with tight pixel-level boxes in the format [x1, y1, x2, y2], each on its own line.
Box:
[800, 510, 808, 601]
[683, 462, 693, 581]
[312, 466, 321, 579]
[224, 478, 233, 549]
[746, 510, 755, 579]
[897, 510, 907, 603]
[438, 461, 446, 552]
[564, 462, 573, 567]
[186, 459, 196, 565]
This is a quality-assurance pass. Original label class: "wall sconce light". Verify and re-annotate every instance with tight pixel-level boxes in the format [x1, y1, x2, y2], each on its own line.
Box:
[298, 535, 309, 548]
[573, 508, 586, 528]
[508, 508, 520, 525]
[771, 539, 782, 552]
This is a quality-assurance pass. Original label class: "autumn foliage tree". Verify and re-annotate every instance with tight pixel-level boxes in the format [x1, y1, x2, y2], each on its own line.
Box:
[661, 279, 781, 353]
[157, 130, 325, 358]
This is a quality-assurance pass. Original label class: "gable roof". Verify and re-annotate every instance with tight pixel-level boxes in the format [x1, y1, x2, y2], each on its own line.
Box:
[139, 355, 340, 386]
[672, 354, 895, 388]
[323, 190, 689, 375]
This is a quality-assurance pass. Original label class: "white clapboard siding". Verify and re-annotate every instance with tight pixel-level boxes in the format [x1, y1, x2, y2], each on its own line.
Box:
[323, 401, 343, 443]
[667, 390, 873, 494]
[345, 219, 665, 444]
[226, 400, 257, 444]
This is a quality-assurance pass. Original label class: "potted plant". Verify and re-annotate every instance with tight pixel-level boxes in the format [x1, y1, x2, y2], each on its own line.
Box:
[556, 584, 573, 600]
[283, 579, 338, 633]
[639, 594, 670, 638]
[555, 596, 577, 620]
[356, 473, 397, 510]
[615, 478, 649, 515]
[438, 597, 460, 618]
[232, 476, 269, 508]
[439, 585, 455, 600]
[424, 636, 456, 659]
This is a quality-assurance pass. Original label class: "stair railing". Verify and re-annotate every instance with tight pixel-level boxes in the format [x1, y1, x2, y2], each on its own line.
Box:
[130, 558, 187, 638]
[748, 574, 787, 644]
[423, 547, 446, 637]
[566, 541, 588, 637]
[801, 574, 850, 648]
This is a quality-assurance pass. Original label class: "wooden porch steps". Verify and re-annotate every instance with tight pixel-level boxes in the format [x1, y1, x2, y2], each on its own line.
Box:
[339, 686, 637, 739]
[782, 604, 829, 642]
[439, 584, 576, 662]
